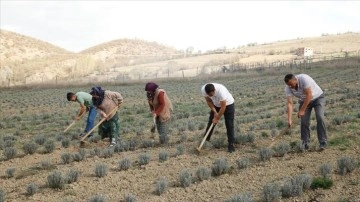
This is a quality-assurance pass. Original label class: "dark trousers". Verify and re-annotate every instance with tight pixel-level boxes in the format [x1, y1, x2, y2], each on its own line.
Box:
[299, 94, 327, 144]
[205, 103, 235, 145]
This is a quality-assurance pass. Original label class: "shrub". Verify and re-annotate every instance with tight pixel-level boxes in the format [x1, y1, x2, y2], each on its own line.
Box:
[136, 128, 144, 136]
[3, 135, 16, 142]
[213, 137, 225, 149]
[141, 140, 154, 148]
[5, 167, 15, 178]
[73, 153, 85, 162]
[3, 147, 17, 160]
[155, 178, 168, 196]
[211, 158, 229, 176]
[273, 142, 290, 157]
[102, 148, 114, 158]
[40, 160, 52, 170]
[196, 167, 211, 181]
[0, 188, 5, 202]
[128, 139, 137, 151]
[95, 163, 108, 178]
[319, 163, 332, 179]
[158, 150, 169, 163]
[89, 194, 106, 202]
[271, 129, 277, 138]
[179, 133, 187, 143]
[159, 135, 170, 145]
[282, 174, 313, 198]
[22, 141, 38, 155]
[124, 193, 136, 202]
[198, 122, 206, 130]
[112, 143, 123, 153]
[66, 169, 80, 184]
[35, 135, 47, 145]
[61, 153, 72, 164]
[119, 158, 132, 171]
[79, 148, 86, 157]
[311, 177, 333, 189]
[44, 140, 55, 153]
[47, 171, 65, 189]
[3, 140, 15, 148]
[61, 138, 70, 148]
[117, 141, 130, 152]
[94, 147, 102, 157]
[291, 141, 306, 153]
[179, 169, 192, 188]
[337, 156, 357, 175]
[26, 183, 37, 196]
[247, 133, 255, 143]
[226, 192, 253, 202]
[175, 144, 185, 156]
[187, 121, 196, 131]
[262, 182, 281, 202]
[332, 116, 344, 125]
[259, 148, 273, 161]
[236, 158, 249, 169]
[138, 153, 151, 166]
[55, 134, 64, 142]
[235, 134, 248, 144]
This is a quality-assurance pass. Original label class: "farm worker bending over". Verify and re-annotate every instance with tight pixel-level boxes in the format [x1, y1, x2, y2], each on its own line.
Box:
[201, 83, 235, 153]
[90, 86, 123, 147]
[145, 82, 173, 145]
[67, 92, 97, 138]
[284, 73, 327, 150]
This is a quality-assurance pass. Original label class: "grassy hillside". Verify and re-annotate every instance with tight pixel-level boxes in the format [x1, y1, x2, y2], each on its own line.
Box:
[230, 32, 360, 55]
[0, 29, 183, 86]
[0, 29, 72, 62]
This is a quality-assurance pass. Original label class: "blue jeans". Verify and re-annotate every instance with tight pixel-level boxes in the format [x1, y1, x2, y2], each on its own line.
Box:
[299, 94, 327, 145]
[205, 103, 235, 145]
[84, 106, 97, 135]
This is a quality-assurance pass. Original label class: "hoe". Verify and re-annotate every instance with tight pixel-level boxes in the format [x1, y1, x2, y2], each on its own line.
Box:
[196, 123, 215, 153]
[80, 106, 119, 147]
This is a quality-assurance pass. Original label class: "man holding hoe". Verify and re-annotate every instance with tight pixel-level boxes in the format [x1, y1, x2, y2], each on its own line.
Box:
[67, 91, 97, 138]
[284, 73, 327, 150]
[201, 83, 235, 153]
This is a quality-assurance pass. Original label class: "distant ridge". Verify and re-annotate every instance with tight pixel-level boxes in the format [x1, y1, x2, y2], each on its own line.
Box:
[0, 29, 359, 87]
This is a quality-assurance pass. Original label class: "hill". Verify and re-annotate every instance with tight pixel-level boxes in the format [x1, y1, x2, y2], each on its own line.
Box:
[0, 29, 359, 87]
[230, 32, 360, 55]
[0, 29, 72, 62]
[87, 32, 360, 82]
[0, 29, 183, 86]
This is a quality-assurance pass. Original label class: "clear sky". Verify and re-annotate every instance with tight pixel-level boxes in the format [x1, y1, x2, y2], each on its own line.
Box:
[1, 1, 359, 53]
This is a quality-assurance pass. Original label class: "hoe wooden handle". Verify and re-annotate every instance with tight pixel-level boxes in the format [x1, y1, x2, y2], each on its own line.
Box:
[63, 120, 76, 133]
[64, 111, 86, 133]
[197, 123, 214, 152]
[80, 107, 119, 142]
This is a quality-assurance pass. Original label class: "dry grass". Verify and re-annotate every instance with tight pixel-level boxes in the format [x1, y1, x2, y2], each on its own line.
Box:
[1, 29, 359, 87]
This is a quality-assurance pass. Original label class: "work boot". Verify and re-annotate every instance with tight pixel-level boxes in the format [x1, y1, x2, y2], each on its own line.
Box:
[302, 141, 310, 151]
[319, 142, 327, 151]
[227, 143, 235, 153]
[109, 138, 116, 147]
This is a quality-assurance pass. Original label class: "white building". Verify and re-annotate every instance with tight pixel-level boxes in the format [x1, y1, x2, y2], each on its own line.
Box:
[297, 47, 313, 57]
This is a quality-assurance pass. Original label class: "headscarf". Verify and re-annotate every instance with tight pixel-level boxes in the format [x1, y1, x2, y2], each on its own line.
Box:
[145, 82, 158, 92]
[145, 82, 159, 101]
[90, 86, 105, 107]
